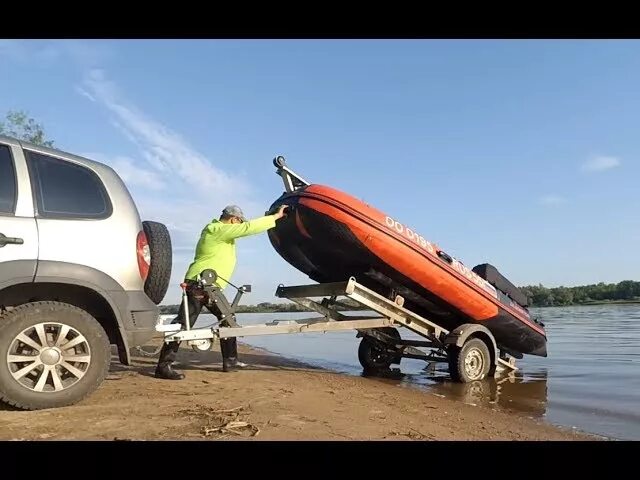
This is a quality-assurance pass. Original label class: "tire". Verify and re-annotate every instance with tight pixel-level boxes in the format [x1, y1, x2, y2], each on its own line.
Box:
[357, 328, 401, 371]
[448, 337, 491, 383]
[142, 220, 172, 305]
[0, 302, 111, 410]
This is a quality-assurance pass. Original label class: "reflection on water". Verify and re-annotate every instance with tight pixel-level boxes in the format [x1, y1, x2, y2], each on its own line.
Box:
[361, 367, 549, 418]
[180, 304, 640, 440]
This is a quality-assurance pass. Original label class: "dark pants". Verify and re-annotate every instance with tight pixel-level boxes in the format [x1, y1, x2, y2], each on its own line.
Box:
[156, 282, 238, 367]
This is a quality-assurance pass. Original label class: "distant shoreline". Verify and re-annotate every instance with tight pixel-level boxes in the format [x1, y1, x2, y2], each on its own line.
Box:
[159, 305, 338, 315]
[159, 280, 640, 313]
[159, 299, 640, 314]
[534, 299, 640, 308]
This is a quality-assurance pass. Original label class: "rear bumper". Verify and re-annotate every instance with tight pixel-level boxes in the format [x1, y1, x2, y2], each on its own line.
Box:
[112, 290, 160, 347]
[126, 310, 160, 346]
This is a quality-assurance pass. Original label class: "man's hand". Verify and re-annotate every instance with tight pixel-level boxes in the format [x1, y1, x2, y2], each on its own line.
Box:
[274, 205, 289, 220]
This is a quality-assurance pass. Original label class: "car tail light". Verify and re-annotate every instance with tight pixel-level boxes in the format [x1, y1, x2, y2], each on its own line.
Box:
[137, 230, 151, 281]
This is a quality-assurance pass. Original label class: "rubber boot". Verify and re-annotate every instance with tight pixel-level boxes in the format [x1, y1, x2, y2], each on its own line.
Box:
[221, 338, 247, 372]
[224, 357, 248, 371]
[154, 342, 185, 380]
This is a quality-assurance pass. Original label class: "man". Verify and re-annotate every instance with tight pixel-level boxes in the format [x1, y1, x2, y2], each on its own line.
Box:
[155, 203, 288, 380]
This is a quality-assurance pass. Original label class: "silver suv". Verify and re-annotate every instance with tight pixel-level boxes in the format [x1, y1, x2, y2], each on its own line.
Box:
[0, 135, 172, 410]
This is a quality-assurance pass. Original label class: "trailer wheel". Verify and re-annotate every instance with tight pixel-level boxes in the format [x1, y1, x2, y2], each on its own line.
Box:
[357, 328, 401, 371]
[448, 337, 491, 383]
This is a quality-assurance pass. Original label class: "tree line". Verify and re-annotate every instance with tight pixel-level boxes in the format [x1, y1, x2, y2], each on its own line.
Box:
[158, 298, 368, 315]
[159, 303, 311, 315]
[520, 280, 640, 307]
[159, 280, 640, 314]
[161, 280, 640, 313]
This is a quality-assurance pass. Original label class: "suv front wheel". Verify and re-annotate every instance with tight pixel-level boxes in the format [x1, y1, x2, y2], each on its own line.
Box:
[0, 302, 110, 410]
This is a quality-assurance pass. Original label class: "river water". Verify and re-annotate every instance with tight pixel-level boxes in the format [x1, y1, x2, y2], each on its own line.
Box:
[182, 304, 639, 440]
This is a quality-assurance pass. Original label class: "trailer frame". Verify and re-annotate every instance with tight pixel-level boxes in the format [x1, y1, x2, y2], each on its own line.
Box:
[156, 273, 517, 382]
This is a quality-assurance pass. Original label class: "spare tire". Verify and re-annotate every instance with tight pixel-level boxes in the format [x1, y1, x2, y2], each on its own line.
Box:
[142, 221, 172, 305]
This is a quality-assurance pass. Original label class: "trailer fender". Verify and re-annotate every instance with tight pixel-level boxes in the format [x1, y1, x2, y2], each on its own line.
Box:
[444, 324, 499, 373]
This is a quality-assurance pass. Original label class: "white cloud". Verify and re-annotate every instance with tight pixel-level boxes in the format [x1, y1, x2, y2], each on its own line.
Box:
[76, 69, 281, 303]
[75, 86, 96, 103]
[582, 156, 621, 173]
[81, 69, 255, 204]
[539, 194, 566, 206]
[84, 153, 167, 190]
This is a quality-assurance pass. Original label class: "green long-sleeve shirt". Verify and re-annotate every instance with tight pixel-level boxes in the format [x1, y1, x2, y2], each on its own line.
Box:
[184, 215, 277, 288]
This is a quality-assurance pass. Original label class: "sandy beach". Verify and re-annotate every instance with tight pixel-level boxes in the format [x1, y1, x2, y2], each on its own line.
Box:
[0, 342, 595, 441]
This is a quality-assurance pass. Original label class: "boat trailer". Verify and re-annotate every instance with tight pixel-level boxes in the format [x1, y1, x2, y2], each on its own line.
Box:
[156, 270, 517, 383]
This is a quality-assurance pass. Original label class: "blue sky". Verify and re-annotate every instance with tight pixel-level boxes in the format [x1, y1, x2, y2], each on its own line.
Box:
[1, 39, 638, 304]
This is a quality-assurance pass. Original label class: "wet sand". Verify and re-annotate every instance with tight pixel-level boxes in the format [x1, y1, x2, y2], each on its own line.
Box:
[0, 343, 597, 441]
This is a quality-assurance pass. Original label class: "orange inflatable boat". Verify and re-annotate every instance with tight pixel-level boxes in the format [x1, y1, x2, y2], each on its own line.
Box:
[267, 158, 547, 358]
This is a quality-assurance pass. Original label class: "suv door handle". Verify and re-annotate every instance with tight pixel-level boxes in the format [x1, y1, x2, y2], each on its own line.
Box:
[0, 233, 24, 247]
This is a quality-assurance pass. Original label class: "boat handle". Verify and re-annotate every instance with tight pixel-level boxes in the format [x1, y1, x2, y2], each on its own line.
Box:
[437, 250, 453, 264]
[266, 205, 293, 216]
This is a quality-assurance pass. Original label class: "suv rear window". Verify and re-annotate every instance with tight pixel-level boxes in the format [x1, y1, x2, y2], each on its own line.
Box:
[26, 151, 112, 219]
[0, 144, 17, 215]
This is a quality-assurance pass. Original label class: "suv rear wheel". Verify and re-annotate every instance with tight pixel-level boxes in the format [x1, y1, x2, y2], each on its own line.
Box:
[0, 301, 110, 410]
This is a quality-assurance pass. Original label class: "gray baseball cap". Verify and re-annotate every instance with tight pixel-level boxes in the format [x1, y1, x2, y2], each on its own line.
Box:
[222, 204, 247, 222]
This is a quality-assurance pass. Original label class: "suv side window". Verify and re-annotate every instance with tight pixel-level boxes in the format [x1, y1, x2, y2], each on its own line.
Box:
[26, 151, 112, 219]
[0, 144, 17, 215]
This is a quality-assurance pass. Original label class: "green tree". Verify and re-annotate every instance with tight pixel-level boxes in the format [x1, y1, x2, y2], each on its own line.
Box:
[572, 287, 588, 304]
[616, 280, 637, 300]
[520, 280, 640, 306]
[553, 286, 574, 306]
[0, 110, 54, 147]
